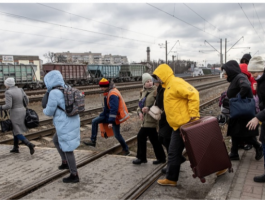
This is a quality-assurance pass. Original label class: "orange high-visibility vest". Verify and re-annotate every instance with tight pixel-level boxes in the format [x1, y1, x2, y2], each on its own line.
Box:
[107, 88, 130, 124]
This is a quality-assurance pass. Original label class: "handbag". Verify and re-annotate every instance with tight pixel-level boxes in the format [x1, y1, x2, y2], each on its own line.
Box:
[148, 101, 162, 121]
[229, 93, 255, 119]
[0, 108, 12, 133]
[20, 89, 39, 129]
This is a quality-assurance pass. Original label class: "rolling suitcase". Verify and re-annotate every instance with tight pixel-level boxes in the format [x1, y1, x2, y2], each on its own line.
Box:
[180, 116, 232, 183]
[99, 123, 114, 139]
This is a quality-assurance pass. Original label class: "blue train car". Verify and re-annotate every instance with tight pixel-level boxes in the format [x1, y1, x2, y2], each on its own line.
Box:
[120, 64, 147, 81]
[87, 65, 121, 83]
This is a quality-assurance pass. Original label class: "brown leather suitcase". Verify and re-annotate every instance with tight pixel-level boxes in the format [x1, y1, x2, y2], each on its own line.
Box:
[180, 116, 232, 183]
[99, 123, 114, 138]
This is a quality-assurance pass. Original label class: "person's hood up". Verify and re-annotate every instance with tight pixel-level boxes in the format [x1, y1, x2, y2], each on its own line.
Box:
[44, 70, 65, 92]
[152, 64, 174, 88]
[240, 54, 252, 64]
[239, 63, 251, 80]
[221, 60, 241, 82]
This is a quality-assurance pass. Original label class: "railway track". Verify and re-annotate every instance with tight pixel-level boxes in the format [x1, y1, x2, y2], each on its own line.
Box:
[1, 95, 222, 200]
[0, 78, 225, 105]
[0, 75, 220, 99]
[0, 80, 228, 144]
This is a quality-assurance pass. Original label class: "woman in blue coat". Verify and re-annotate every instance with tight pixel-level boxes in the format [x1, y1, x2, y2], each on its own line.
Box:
[43, 70, 80, 183]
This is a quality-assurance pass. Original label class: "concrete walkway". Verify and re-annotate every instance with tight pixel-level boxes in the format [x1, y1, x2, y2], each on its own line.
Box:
[227, 148, 265, 200]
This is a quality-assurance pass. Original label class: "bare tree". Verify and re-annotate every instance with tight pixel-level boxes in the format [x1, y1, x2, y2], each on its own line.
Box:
[43, 51, 56, 63]
[56, 54, 67, 63]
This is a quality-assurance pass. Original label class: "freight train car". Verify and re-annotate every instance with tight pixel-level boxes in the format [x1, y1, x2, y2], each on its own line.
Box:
[120, 64, 147, 81]
[43, 63, 90, 85]
[0, 63, 42, 89]
[87, 65, 121, 83]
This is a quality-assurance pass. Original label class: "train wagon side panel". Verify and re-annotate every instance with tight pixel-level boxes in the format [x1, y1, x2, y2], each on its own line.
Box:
[87, 65, 121, 82]
[130, 65, 145, 80]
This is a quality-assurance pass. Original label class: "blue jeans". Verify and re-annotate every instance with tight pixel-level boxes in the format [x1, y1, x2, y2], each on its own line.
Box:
[91, 116, 129, 152]
[13, 133, 26, 145]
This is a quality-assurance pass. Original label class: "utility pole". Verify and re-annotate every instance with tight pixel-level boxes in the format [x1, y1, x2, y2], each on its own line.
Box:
[172, 55, 176, 74]
[165, 40, 167, 64]
[220, 39, 222, 65]
[225, 38, 227, 63]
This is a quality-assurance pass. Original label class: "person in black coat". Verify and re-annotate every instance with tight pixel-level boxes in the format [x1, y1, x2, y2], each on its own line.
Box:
[153, 78, 186, 174]
[221, 60, 263, 161]
[246, 56, 265, 182]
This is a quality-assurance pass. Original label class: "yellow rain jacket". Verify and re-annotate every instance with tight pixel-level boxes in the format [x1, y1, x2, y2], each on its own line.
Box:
[152, 64, 200, 131]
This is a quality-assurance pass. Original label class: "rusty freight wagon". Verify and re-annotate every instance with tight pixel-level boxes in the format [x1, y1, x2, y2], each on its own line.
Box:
[43, 63, 91, 85]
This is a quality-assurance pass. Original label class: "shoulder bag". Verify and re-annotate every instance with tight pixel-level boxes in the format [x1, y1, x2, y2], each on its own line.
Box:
[20, 89, 39, 129]
[229, 93, 255, 119]
[148, 101, 162, 121]
[0, 108, 12, 132]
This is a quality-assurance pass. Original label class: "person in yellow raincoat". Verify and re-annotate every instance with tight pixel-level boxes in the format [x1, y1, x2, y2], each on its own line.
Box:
[152, 64, 227, 187]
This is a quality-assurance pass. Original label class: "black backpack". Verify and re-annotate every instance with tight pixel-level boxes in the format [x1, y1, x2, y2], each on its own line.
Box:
[21, 89, 39, 129]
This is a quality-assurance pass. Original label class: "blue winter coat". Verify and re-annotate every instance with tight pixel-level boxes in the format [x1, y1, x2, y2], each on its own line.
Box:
[43, 70, 80, 152]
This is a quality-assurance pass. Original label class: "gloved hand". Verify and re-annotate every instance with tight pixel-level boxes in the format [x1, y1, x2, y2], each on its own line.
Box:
[42, 92, 49, 109]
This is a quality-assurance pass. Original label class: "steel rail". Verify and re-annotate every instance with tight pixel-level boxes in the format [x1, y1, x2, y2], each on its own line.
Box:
[0, 75, 220, 99]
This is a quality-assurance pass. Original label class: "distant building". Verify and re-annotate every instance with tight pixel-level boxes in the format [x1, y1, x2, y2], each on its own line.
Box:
[0, 55, 41, 80]
[54, 51, 128, 65]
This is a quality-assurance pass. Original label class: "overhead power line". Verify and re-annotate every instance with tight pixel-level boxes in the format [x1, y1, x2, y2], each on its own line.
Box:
[238, 3, 265, 46]
[146, 3, 220, 39]
[0, 10, 153, 44]
[253, 4, 265, 35]
[37, 3, 157, 39]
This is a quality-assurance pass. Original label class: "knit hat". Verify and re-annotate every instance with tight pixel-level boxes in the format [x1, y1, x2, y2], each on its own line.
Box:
[240, 54, 252, 64]
[248, 56, 265, 72]
[4, 77, 15, 87]
[99, 78, 109, 87]
[152, 77, 160, 83]
[142, 73, 152, 84]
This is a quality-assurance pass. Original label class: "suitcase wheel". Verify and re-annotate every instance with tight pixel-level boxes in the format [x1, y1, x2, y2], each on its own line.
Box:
[192, 174, 197, 178]
[200, 178, 206, 183]
[229, 168, 234, 173]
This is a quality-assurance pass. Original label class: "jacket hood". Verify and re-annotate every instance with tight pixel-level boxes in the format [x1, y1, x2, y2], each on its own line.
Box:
[221, 60, 241, 82]
[239, 63, 251, 79]
[152, 64, 174, 87]
[240, 54, 252, 64]
[44, 70, 65, 92]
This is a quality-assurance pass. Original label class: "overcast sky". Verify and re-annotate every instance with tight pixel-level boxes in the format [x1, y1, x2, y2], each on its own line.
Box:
[0, 2, 265, 66]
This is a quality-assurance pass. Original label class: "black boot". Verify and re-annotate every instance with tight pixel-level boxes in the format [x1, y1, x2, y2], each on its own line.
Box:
[63, 173, 80, 183]
[229, 153, 240, 160]
[255, 145, 263, 161]
[22, 139, 35, 155]
[83, 140, 96, 147]
[58, 161, 69, 170]
[161, 167, 167, 174]
[254, 174, 265, 183]
[10, 139, 19, 153]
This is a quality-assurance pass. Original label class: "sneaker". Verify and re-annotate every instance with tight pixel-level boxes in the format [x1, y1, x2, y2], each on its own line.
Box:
[83, 140, 96, 147]
[216, 168, 228, 177]
[255, 145, 263, 161]
[157, 179, 177, 186]
[63, 173, 80, 183]
[132, 158, 147, 165]
[254, 174, 265, 183]
[123, 150, 130, 156]
[153, 160, 166, 165]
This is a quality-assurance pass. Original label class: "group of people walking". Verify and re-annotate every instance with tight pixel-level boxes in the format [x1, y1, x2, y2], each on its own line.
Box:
[4, 54, 265, 186]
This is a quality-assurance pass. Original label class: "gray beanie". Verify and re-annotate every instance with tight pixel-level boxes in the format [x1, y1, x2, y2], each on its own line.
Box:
[248, 56, 265, 72]
[152, 77, 160, 83]
[4, 77, 15, 87]
[142, 73, 152, 84]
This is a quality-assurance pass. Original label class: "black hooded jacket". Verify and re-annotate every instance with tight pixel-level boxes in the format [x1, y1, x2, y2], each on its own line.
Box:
[222, 60, 253, 99]
[240, 54, 252, 64]
[222, 60, 257, 137]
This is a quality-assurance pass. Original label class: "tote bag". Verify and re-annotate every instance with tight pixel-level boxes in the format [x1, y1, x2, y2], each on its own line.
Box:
[229, 94, 255, 119]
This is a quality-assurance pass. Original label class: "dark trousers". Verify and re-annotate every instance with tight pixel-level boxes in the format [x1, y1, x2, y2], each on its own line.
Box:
[231, 136, 261, 155]
[136, 127, 166, 161]
[166, 129, 185, 181]
[158, 135, 171, 153]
